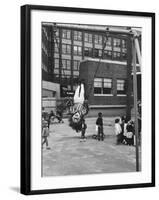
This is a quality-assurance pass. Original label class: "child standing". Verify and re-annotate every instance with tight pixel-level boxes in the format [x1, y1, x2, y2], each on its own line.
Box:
[42, 120, 51, 150]
[96, 112, 104, 141]
[126, 120, 134, 146]
[80, 119, 87, 142]
[114, 118, 122, 145]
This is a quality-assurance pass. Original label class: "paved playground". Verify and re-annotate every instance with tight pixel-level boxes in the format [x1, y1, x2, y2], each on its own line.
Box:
[42, 117, 141, 177]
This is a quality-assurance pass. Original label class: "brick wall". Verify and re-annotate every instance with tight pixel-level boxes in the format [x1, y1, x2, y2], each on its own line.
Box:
[79, 60, 133, 106]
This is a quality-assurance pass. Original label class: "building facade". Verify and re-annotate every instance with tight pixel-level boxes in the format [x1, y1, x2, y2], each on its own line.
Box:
[42, 23, 141, 116]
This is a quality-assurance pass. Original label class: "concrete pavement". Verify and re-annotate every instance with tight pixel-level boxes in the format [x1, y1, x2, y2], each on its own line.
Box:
[42, 117, 141, 177]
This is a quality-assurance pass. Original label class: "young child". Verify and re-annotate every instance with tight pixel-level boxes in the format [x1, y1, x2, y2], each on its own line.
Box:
[96, 112, 104, 141]
[126, 120, 134, 146]
[42, 120, 51, 150]
[80, 118, 87, 142]
[114, 118, 122, 145]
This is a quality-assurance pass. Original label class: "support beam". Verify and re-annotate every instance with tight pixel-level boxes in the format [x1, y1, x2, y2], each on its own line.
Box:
[126, 38, 132, 120]
[132, 39, 140, 172]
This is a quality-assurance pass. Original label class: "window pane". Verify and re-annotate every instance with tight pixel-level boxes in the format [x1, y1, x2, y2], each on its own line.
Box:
[55, 59, 59, 68]
[113, 38, 121, 47]
[103, 88, 112, 94]
[94, 88, 102, 94]
[117, 80, 126, 94]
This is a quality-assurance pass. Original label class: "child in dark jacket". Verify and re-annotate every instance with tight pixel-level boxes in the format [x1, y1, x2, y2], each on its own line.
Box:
[125, 120, 134, 146]
[96, 112, 104, 141]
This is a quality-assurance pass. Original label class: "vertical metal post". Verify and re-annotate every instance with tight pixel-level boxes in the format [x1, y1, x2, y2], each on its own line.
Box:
[132, 38, 139, 172]
[126, 37, 133, 120]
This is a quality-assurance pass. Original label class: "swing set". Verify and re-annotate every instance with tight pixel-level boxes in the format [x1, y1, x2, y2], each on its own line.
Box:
[51, 23, 141, 171]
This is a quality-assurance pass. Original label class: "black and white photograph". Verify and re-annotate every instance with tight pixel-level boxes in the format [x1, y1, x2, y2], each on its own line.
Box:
[41, 22, 142, 176]
[20, 5, 155, 194]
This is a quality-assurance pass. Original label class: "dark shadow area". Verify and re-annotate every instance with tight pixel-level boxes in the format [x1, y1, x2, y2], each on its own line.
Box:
[9, 186, 20, 193]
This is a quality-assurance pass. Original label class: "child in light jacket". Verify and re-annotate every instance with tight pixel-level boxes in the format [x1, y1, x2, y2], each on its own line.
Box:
[114, 118, 122, 145]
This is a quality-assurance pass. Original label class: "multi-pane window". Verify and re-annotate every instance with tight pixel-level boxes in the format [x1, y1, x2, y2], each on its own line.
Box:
[117, 80, 126, 94]
[73, 45, 82, 56]
[54, 58, 59, 69]
[94, 35, 102, 44]
[105, 37, 112, 46]
[113, 38, 121, 47]
[112, 52, 121, 60]
[122, 39, 126, 48]
[62, 44, 71, 54]
[94, 78, 112, 95]
[94, 49, 102, 58]
[62, 59, 71, 70]
[62, 29, 71, 39]
[84, 47, 93, 57]
[73, 60, 79, 70]
[103, 50, 112, 59]
[54, 43, 59, 53]
[84, 33, 92, 43]
[74, 31, 82, 41]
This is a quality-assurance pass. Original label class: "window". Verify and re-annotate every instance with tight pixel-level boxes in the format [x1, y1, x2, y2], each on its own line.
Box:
[113, 38, 121, 47]
[54, 59, 59, 69]
[94, 35, 102, 44]
[62, 59, 71, 70]
[103, 78, 112, 94]
[94, 49, 102, 58]
[122, 39, 126, 48]
[84, 33, 92, 43]
[112, 52, 121, 60]
[103, 50, 112, 59]
[62, 44, 71, 54]
[62, 29, 71, 39]
[84, 47, 93, 57]
[106, 37, 112, 46]
[94, 78, 102, 94]
[73, 45, 82, 56]
[94, 78, 112, 95]
[117, 80, 126, 95]
[73, 60, 79, 70]
[54, 43, 59, 53]
[74, 31, 82, 41]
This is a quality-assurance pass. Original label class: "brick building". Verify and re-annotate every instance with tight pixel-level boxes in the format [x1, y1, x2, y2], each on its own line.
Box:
[42, 23, 141, 116]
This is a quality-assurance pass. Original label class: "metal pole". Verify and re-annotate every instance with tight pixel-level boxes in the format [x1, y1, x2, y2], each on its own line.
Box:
[132, 39, 140, 172]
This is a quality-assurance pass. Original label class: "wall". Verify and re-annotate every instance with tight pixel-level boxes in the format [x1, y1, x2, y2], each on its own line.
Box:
[80, 60, 131, 105]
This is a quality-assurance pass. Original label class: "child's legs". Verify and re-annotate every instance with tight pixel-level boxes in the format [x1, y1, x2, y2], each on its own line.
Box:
[98, 126, 101, 140]
[81, 130, 85, 139]
[101, 127, 104, 140]
[42, 137, 46, 145]
[42, 136, 48, 146]
[116, 134, 121, 144]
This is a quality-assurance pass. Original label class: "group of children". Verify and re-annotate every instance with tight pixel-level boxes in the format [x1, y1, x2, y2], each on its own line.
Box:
[114, 116, 135, 146]
[42, 110, 136, 149]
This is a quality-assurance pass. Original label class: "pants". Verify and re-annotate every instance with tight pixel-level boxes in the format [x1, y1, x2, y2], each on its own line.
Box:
[116, 133, 122, 144]
[81, 129, 86, 139]
[98, 126, 104, 141]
